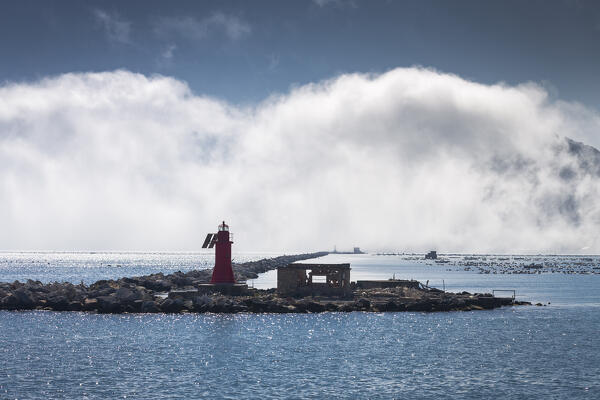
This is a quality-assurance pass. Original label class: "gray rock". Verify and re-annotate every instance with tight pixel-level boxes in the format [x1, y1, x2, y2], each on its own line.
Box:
[159, 298, 184, 313]
[355, 298, 370, 310]
[140, 300, 160, 313]
[302, 300, 326, 313]
[46, 294, 70, 311]
[96, 295, 121, 313]
[1, 294, 20, 310]
[183, 300, 194, 310]
[83, 298, 99, 311]
[12, 288, 35, 308]
[114, 287, 140, 303]
[68, 301, 83, 311]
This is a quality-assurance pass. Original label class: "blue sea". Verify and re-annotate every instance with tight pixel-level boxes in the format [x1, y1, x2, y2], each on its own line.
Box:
[1, 252, 599, 399]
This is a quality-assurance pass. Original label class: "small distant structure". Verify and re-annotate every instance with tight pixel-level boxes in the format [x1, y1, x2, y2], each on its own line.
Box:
[330, 246, 366, 254]
[277, 263, 351, 297]
[425, 250, 437, 260]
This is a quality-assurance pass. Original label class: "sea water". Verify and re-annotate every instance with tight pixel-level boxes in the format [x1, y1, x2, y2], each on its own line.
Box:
[0, 251, 279, 285]
[1, 253, 599, 399]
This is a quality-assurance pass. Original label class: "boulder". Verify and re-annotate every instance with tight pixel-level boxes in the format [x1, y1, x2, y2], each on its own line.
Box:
[262, 300, 292, 313]
[143, 279, 171, 292]
[24, 280, 44, 292]
[376, 301, 400, 312]
[140, 300, 160, 313]
[68, 301, 83, 311]
[88, 286, 115, 298]
[83, 298, 99, 311]
[1, 294, 21, 310]
[407, 300, 434, 312]
[46, 294, 70, 311]
[354, 298, 371, 311]
[338, 303, 357, 312]
[114, 287, 141, 304]
[193, 295, 214, 312]
[303, 301, 326, 313]
[183, 300, 194, 311]
[12, 288, 36, 309]
[96, 295, 121, 313]
[159, 298, 184, 313]
[168, 273, 193, 288]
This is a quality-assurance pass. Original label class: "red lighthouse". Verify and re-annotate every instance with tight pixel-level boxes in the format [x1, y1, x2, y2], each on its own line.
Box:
[202, 221, 235, 284]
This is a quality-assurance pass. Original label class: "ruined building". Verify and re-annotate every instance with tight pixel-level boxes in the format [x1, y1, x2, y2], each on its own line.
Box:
[277, 263, 351, 297]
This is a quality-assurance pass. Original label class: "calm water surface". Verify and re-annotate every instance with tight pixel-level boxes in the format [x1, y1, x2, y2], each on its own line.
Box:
[1, 253, 599, 399]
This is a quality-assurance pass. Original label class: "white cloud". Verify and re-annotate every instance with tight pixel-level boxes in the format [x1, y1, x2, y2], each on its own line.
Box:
[162, 44, 177, 60]
[155, 44, 178, 69]
[155, 12, 251, 41]
[1, 68, 599, 253]
[93, 9, 132, 44]
[312, 0, 357, 8]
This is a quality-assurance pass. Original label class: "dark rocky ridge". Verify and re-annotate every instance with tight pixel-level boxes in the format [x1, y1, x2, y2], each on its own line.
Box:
[0, 252, 529, 313]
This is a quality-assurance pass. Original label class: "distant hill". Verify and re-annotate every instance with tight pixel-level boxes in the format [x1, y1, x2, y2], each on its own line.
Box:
[565, 138, 600, 178]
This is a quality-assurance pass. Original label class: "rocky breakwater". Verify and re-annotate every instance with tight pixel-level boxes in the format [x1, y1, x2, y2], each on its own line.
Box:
[158, 286, 530, 314]
[346, 286, 530, 312]
[0, 251, 530, 314]
[1, 284, 529, 315]
[169, 286, 528, 314]
[0, 252, 327, 313]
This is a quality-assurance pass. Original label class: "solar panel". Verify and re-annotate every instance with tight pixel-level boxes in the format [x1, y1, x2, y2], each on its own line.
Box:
[202, 233, 214, 248]
[208, 235, 217, 248]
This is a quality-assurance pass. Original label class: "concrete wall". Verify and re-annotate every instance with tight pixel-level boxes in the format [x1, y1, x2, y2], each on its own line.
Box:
[355, 280, 420, 290]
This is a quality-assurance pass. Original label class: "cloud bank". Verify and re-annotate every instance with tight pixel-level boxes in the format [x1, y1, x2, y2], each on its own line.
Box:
[1, 68, 599, 253]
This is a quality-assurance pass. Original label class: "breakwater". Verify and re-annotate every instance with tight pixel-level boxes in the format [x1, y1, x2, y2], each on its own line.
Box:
[0, 251, 529, 313]
[164, 287, 527, 313]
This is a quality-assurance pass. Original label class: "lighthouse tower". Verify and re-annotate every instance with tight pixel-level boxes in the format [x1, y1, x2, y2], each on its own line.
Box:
[210, 221, 235, 284]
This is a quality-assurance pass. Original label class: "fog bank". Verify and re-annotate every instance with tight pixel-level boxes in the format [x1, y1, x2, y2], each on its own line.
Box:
[1, 68, 599, 253]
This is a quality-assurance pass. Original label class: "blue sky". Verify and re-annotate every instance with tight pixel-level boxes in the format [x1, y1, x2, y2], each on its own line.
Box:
[1, 0, 600, 108]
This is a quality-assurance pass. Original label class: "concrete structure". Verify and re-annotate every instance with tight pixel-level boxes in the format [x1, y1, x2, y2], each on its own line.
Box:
[277, 263, 351, 297]
[331, 246, 365, 254]
[169, 284, 249, 299]
[425, 250, 437, 260]
[355, 280, 420, 290]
